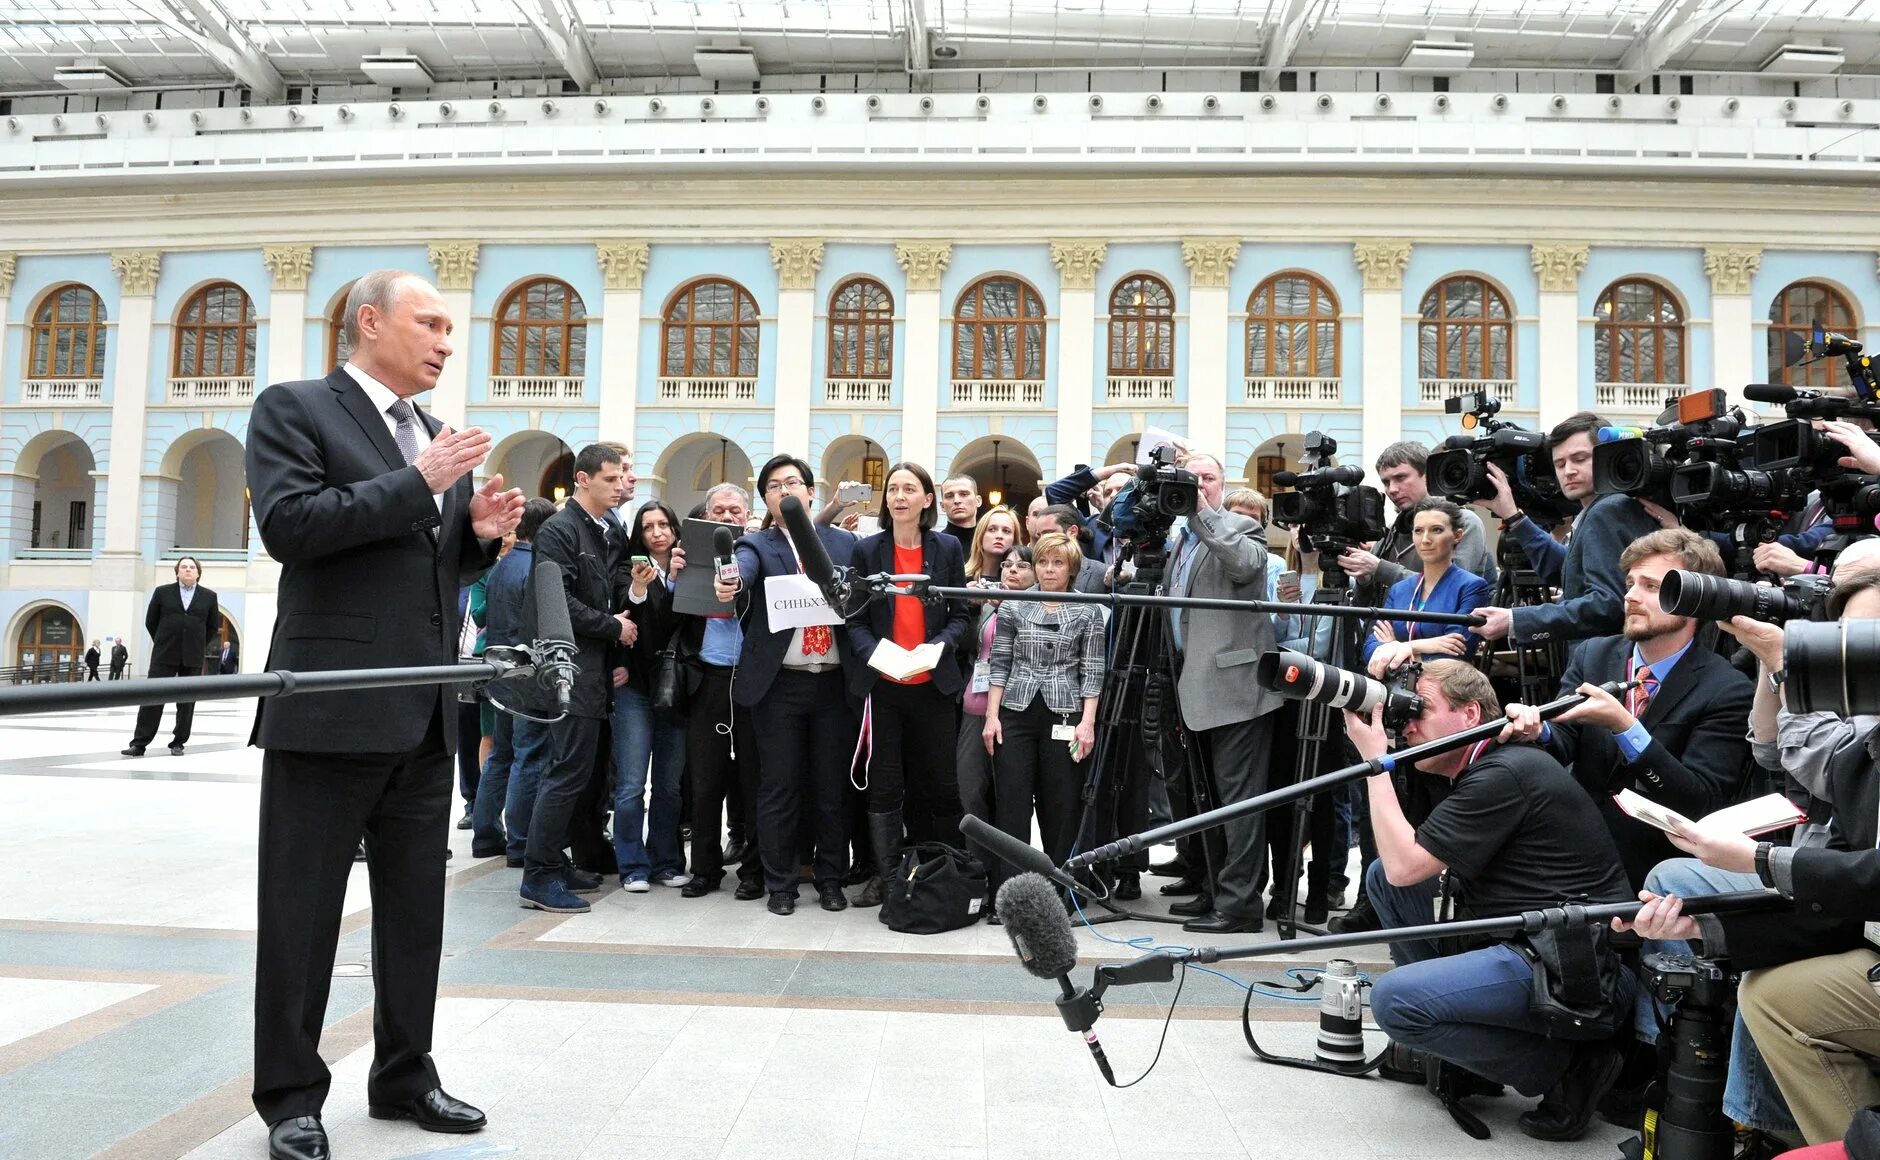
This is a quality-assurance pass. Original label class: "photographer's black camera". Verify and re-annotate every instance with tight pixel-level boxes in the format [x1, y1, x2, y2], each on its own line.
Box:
[1269, 432, 1386, 556]
[1425, 393, 1575, 522]
[1642, 952, 1733, 1012]
[1106, 444, 1198, 549]
[1258, 651, 1425, 736]
[1657, 569, 1831, 625]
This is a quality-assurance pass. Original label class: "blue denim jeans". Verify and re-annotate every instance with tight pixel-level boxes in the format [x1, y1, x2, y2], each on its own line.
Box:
[471, 712, 514, 853]
[1635, 858, 1799, 1136]
[610, 684, 687, 881]
[505, 717, 554, 863]
[1365, 860, 1604, 1097]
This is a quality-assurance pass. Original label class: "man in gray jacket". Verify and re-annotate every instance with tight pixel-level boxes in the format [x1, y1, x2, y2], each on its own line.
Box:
[1165, 451, 1282, 934]
[1337, 440, 1497, 598]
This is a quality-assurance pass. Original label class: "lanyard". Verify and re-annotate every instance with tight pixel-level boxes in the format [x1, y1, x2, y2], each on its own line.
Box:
[1404, 570, 1441, 642]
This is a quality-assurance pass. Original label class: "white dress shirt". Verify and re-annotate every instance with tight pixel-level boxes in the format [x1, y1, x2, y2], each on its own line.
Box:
[344, 363, 443, 514]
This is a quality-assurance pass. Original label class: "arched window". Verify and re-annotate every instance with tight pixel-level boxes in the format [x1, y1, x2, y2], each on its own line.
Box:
[1594, 279, 1685, 385]
[1108, 274, 1174, 377]
[828, 277, 894, 379]
[1246, 273, 1339, 378]
[29, 284, 108, 378]
[954, 275, 1046, 381]
[326, 285, 353, 370]
[1419, 275, 1513, 381]
[1769, 281, 1857, 390]
[662, 278, 760, 377]
[173, 282, 257, 378]
[494, 278, 587, 377]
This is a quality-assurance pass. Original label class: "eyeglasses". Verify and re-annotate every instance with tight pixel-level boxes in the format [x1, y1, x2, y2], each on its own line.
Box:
[763, 477, 807, 494]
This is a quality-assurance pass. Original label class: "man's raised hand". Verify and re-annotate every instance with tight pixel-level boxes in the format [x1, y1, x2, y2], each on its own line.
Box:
[415, 425, 493, 495]
[468, 473, 525, 540]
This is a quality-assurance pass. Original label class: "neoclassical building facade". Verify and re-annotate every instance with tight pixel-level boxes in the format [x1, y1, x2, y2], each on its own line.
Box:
[3, 169, 1877, 675]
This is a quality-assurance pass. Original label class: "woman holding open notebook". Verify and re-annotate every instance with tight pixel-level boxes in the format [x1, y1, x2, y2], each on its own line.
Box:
[845, 462, 974, 908]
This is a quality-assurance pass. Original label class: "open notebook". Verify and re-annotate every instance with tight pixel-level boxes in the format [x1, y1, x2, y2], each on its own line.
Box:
[1613, 789, 1806, 838]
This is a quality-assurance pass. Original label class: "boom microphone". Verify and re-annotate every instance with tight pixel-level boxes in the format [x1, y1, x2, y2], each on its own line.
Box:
[959, 814, 1087, 894]
[777, 495, 842, 603]
[996, 873, 1114, 1085]
[531, 559, 576, 717]
[1743, 383, 1799, 405]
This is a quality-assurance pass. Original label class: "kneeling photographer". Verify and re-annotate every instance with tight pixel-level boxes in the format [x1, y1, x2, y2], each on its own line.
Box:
[1341, 660, 1636, 1141]
[1623, 569, 1880, 1147]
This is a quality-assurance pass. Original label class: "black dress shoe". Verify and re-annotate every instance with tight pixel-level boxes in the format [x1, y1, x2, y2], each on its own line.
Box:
[268, 1115, 329, 1160]
[367, 1086, 487, 1133]
[1158, 877, 1203, 897]
[455, 812, 472, 830]
[767, 891, 796, 916]
[169, 744, 186, 756]
[562, 867, 603, 894]
[1147, 858, 1189, 878]
[1181, 911, 1264, 934]
[680, 877, 718, 898]
[121, 746, 145, 757]
[1113, 873, 1141, 901]
[1519, 1043, 1623, 1141]
[734, 878, 765, 901]
[505, 856, 524, 868]
[1168, 895, 1214, 917]
[817, 881, 849, 912]
[470, 845, 505, 859]
[1328, 895, 1380, 935]
[1302, 895, 1330, 926]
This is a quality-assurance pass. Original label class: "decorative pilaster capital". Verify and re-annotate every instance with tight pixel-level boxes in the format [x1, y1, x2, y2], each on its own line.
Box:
[261, 244, 314, 292]
[770, 239, 826, 291]
[426, 241, 480, 291]
[1530, 244, 1590, 294]
[0, 252, 14, 297]
[895, 242, 953, 292]
[1352, 240, 1413, 291]
[1180, 238, 1241, 289]
[1049, 240, 1109, 290]
[111, 249, 162, 296]
[596, 241, 650, 291]
[1704, 246, 1763, 296]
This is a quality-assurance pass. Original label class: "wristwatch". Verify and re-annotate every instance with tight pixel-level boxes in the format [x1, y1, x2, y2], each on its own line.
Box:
[1754, 841, 1776, 889]
[1767, 668, 1787, 696]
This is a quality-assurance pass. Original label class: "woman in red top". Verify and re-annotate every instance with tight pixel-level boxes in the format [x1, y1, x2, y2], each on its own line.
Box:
[845, 462, 974, 908]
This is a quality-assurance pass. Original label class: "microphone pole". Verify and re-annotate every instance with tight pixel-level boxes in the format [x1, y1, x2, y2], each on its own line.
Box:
[921, 583, 1483, 627]
[1067, 679, 1636, 869]
[0, 662, 500, 718]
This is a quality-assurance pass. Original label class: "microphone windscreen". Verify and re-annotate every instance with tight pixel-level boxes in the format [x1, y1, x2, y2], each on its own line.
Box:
[713, 524, 736, 557]
[532, 560, 575, 647]
[1743, 383, 1798, 404]
[1271, 470, 1300, 487]
[777, 495, 838, 590]
[996, 873, 1079, 980]
[960, 814, 1059, 878]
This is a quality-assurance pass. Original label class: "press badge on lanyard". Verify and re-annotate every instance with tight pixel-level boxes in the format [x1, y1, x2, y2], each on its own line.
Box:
[970, 660, 991, 695]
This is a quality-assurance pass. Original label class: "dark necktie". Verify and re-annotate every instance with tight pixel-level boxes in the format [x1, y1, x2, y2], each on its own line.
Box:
[387, 398, 422, 465]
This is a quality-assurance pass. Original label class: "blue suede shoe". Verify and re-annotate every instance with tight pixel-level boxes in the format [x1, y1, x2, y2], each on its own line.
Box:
[519, 880, 590, 913]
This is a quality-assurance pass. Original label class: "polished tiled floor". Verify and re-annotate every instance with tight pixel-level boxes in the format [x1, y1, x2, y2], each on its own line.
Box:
[0, 700, 1636, 1159]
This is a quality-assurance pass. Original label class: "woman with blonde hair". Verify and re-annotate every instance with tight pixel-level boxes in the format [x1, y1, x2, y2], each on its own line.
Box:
[965, 505, 1028, 587]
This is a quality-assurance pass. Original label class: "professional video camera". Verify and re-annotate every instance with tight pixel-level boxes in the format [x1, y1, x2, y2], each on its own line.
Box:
[1269, 431, 1387, 556]
[1591, 388, 1751, 513]
[1103, 442, 1198, 555]
[1256, 650, 1424, 737]
[1425, 392, 1577, 524]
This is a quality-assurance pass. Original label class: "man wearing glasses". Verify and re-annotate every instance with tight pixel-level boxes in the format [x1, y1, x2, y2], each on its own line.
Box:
[713, 454, 865, 916]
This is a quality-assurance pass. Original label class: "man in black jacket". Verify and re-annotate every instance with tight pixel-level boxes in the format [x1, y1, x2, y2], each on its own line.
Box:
[244, 269, 523, 1160]
[1500, 528, 1753, 889]
[122, 555, 219, 757]
[513, 445, 635, 915]
[108, 639, 127, 679]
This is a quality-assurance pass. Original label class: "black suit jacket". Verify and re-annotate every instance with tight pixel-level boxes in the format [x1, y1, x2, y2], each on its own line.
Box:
[1546, 634, 1754, 889]
[729, 524, 863, 709]
[523, 502, 623, 720]
[145, 581, 218, 670]
[845, 528, 972, 699]
[244, 369, 494, 754]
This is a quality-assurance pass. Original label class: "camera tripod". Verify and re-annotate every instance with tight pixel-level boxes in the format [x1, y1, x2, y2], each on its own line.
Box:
[1484, 532, 1565, 709]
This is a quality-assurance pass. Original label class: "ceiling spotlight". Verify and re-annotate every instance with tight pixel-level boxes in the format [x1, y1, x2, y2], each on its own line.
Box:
[1666, 96, 1682, 112]
[143, 111, 157, 127]
[437, 101, 454, 117]
[1608, 95, 1624, 111]
[593, 98, 609, 115]
[95, 113, 109, 129]
[488, 101, 504, 117]
[864, 95, 882, 113]
[288, 107, 303, 122]
[1261, 94, 1278, 111]
[931, 41, 959, 60]
[973, 94, 990, 113]
[919, 95, 935, 113]
[811, 95, 828, 113]
[190, 110, 205, 126]
[1780, 97, 1798, 115]
[51, 114, 64, 130]
[1374, 93, 1391, 111]
[755, 96, 770, 113]
[1433, 93, 1450, 111]
[389, 103, 404, 119]
[1840, 99, 1856, 118]
[1722, 97, 1740, 115]
[338, 105, 353, 120]
[1146, 93, 1164, 111]
[1490, 93, 1509, 111]
[1549, 94, 1567, 112]
[240, 108, 252, 122]
[1088, 94, 1104, 112]
[541, 99, 557, 115]
[648, 97, 665, 114]
[1315, 93, 1334, 111]
[1202, 94, 1221, 112]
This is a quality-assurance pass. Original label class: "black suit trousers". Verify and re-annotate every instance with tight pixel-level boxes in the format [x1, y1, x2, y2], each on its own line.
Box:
[130, 659, 202, 747]
[686, 666, 760, 885]
[252, 707, 450, 1124]
[753, 669, 856, 893]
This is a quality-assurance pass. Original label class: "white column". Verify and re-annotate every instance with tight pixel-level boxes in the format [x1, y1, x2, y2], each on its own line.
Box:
[1532, 244, 1589, 432]
[897, 243, 952, 472]
[595, 242, 649, 450]
[1051, 241, 1106, 477]
[426, 241, 479, 427]
[261, 244, 313, 388]
[771, 239, 824, 458]
[1181, 239, 1239, 451]
[1706, 246, 1763, 409]
[1353, 241, 1413, 463]
[0, 253, 14, 389]
[92, 249, 162, 645]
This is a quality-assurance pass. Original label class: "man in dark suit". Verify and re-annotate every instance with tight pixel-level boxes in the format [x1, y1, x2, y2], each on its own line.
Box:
[218, 637, 239, 675]
[122, 555, 219, 757]
[109, 639, 128, 679]
[243, 269, 523, 1160]
[512, 444, 635, 914]
[84, 640, 101, 681]
[1499, 528, 1753, 890]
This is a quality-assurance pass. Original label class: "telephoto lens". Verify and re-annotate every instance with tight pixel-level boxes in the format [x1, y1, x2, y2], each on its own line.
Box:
[1658, 570, 1819, 624]
[1783, 620, 1880, 716]
[1256, 650, 1422, 723]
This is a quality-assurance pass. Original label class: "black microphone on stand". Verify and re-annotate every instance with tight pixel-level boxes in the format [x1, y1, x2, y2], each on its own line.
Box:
[1742, 383, 1799, 405]
[995, 872, 1116, 1086]
[777, 494, 845, 606]
[530, 559, 577, 718]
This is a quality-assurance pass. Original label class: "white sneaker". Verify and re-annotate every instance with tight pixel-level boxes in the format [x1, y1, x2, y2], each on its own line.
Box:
[621, 878, 651, 893]
[653, 871, 693, 888]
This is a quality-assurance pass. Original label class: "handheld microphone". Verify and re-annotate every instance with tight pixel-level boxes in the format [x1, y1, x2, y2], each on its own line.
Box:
[1743, 383, 1799, 405]
[530, 559, 576, 717]
[777, 495, 842, 604]
[995, 873, 1114, 1086]
[713, 524, 739, 587]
